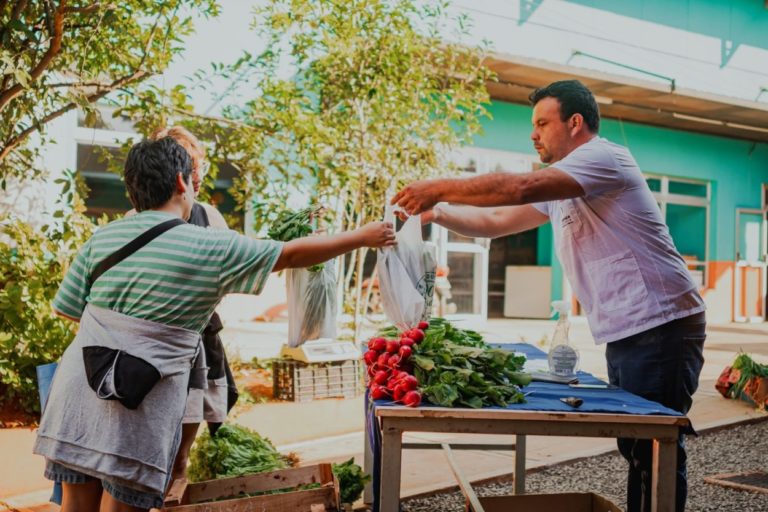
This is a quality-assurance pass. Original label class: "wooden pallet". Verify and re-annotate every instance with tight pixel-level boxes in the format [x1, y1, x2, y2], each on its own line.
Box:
[162, 463, 340, 511]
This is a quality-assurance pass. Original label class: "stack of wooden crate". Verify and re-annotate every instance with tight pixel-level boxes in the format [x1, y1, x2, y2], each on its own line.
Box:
[273, 359, 362, 402]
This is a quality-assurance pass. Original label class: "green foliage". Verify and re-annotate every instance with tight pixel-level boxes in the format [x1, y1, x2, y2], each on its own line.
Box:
[0, 0, 220, 186]
[115, 0, 494, 334]
[332, 457, 371, 505]
[187, 423, 292, 482]
[0, 170, 99, 415]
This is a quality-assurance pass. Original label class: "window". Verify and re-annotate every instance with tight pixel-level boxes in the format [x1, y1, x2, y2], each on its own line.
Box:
[76, 143, 132, 217]
[209, 161, 244, 230]
[646, 174, 710, 288]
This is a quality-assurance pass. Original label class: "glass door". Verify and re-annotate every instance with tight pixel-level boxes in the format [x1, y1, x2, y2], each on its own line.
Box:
[435, 227, 489, 322]
[734, 208, 767, 322]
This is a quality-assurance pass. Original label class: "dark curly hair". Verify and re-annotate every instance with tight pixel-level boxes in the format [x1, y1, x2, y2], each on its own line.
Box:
[123, 137, 193, 211]
[529, 80, 600, 133]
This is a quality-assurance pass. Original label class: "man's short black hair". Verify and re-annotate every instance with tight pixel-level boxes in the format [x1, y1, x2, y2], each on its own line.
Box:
[529, 80, 600, 133]
[124, 137, 192, 211]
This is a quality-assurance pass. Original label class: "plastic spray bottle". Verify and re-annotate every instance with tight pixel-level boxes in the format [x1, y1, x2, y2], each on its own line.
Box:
[547, 300, 579, 377]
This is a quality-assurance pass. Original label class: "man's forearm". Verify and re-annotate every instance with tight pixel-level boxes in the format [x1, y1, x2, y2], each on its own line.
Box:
[438, 173, 528, 207]
[433, 204, 499, 238]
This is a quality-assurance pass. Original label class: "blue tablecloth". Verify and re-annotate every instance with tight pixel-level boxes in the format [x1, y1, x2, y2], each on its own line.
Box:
[365, 342, 682, 511]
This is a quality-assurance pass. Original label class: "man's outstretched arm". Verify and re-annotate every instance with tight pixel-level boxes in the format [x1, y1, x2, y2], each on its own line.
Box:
[427, 203, 549, 239]
[393, 168, 583, 215]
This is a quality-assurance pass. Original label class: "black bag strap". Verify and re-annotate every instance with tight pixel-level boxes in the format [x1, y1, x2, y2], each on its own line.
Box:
[88, 218, 185, 288]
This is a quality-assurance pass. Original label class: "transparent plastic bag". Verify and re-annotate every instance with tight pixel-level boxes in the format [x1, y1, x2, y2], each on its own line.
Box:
[377, 206, 437, 330]
[286, 260, 338, 347]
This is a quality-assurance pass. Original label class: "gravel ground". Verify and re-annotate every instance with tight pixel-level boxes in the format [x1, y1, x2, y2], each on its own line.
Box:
[402, 419, 768, 512]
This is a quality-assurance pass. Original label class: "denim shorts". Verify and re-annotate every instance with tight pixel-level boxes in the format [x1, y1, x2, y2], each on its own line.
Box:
[44, 460, 163, 509]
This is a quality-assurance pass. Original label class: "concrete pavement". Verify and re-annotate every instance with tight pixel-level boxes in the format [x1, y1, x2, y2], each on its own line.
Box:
[2, 318, 766, 510]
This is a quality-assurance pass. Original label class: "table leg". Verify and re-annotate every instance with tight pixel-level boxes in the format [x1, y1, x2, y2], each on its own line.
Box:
[379, 420, 403, 512]
[651, 438, 677, 512]
[364, 420, 374, 504]
[514, 434, 526, 495]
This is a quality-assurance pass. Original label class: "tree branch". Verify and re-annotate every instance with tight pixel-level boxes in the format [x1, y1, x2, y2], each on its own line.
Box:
[0, 70, 149, 162]
[0, 0, 65, 112]
[63, 3, 110, 15]
[45, 81, 114, 89]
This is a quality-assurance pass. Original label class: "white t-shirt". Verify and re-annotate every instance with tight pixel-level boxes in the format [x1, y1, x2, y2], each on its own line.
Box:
[533, 137, 705, 344]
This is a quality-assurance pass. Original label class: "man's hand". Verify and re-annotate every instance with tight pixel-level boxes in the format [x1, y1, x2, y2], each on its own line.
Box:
[358, 221, 397, 248]
[395, 208, 435, 225]
[391, 179, 445, 215]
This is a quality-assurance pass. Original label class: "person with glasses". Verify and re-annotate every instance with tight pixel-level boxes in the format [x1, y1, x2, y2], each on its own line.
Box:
[146, 126, 231, 484]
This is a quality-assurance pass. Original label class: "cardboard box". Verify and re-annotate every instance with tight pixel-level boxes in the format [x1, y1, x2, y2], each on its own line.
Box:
[479, 492, 621, 512]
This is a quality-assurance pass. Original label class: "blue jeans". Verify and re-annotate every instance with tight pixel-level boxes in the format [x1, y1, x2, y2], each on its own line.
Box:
[605, 312, 705, 512]
[44, 460, 164, 510]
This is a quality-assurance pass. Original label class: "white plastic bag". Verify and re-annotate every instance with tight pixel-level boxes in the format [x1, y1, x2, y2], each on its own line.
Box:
[286, 260, 338, 347]
[377, 206, 437, 330]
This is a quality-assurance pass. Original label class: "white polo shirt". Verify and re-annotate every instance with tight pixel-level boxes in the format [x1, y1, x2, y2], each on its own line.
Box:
[533, 136, 705, 344]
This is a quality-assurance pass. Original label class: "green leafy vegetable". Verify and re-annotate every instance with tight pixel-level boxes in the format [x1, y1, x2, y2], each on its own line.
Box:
[267, 205, 325, 272]
[380, 318, 531, 408]
[729, 352, 768, 398]
[332, 458, 371, 505]
[187, 423, 293, 482]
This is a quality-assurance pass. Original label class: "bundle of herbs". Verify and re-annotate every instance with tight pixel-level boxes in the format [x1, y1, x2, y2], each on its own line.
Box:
[268, 205, 337, 346]
[267, 205, 325, 272]
[187, 423, 296, 482]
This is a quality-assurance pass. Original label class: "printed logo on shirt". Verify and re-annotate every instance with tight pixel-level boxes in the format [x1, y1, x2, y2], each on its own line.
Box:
[560, 203, 576, 228]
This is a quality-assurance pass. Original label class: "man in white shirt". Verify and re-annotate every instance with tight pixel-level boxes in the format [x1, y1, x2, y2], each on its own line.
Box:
[393, 80, 705, 512]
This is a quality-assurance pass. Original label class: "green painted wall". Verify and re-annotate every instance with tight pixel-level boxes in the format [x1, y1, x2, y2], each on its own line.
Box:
[471, 100, 768, 300]
[566, 0, 768, 65]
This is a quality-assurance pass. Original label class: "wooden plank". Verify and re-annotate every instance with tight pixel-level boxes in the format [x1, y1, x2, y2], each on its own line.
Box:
[164, 478, 189, 506]
[514, 434, 526, 495]
[402, 442, 516, 451]
[164, 486, 336, 512]
[441, 443, 486, 512]
[385, 416, 682, 441]
[704, 472, 768, 494]
[379, 420, 403, 512]
[375, 406, 689, 427]
[183, 464, 333, 504]
[651, 439, 677, 512]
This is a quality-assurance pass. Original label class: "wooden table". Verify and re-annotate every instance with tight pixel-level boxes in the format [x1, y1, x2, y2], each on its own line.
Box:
[368, 406, 689, 512]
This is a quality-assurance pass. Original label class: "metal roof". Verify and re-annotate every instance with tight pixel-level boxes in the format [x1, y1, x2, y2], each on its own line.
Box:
[484, 52, 768, 143]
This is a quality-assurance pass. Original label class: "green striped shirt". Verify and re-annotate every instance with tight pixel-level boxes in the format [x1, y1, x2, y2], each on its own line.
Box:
[53, 211, 282, 332]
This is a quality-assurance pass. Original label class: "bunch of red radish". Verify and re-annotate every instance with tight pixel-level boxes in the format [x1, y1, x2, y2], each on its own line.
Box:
[363, 321, 429, 407]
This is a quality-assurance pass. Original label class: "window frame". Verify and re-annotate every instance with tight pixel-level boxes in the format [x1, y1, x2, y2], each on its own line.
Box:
[645, 173, 711, 288]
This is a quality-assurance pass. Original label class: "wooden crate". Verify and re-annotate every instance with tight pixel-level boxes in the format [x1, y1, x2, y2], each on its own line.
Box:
[162, 463, 340, 511]
[273, 359, 362, 402]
